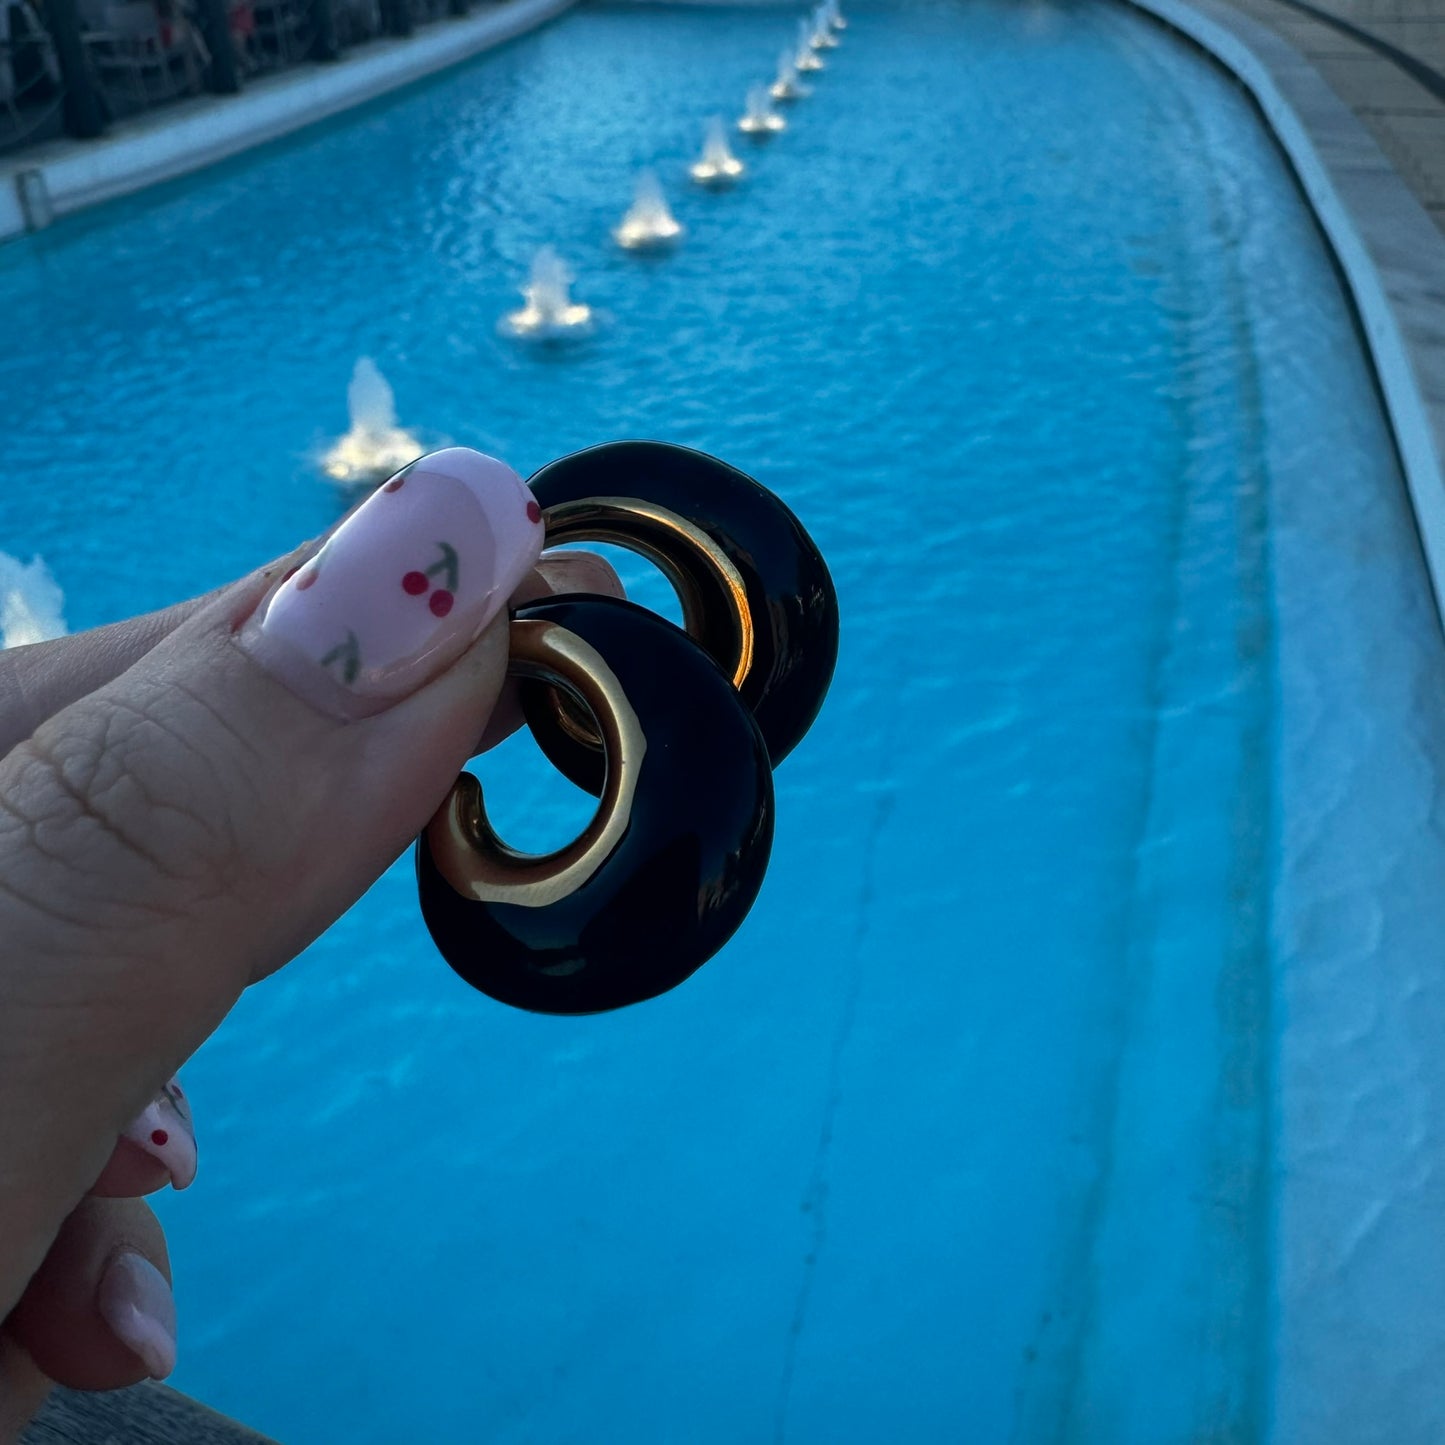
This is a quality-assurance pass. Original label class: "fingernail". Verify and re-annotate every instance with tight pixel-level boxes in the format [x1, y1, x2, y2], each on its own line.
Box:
[97, 1252, 177, 1381]
[238, 448, 545, 718]
[121, 1077, 197, 1190]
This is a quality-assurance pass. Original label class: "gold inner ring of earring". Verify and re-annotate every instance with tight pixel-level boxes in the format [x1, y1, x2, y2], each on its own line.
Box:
[543, 497, 755, 687]
[426, 619, 647, 908]
[537, 497, 755, 752]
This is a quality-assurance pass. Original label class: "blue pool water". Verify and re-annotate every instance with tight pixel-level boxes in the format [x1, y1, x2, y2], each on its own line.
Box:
[0, 1, 1413, 1438]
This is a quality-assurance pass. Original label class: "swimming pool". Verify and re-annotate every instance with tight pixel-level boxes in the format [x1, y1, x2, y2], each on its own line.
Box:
[1, 0, 1438, 1438]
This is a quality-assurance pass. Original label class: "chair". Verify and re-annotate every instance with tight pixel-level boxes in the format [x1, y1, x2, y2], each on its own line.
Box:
[82, 0, 208, 114]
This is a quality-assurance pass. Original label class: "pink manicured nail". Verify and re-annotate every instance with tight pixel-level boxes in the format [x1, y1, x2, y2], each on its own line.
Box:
[97, 1252, 178, 1380]
[120, 1077, 196, 1190]
[238, 448, 545, 718]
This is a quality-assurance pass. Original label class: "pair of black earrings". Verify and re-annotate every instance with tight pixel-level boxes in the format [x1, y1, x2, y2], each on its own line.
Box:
[414, 440, 839, 1015]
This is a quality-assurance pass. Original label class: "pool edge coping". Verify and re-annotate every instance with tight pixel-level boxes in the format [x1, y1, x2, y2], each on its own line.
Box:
[1116, 0, 1445, 639]
[0, 0, 576, 242]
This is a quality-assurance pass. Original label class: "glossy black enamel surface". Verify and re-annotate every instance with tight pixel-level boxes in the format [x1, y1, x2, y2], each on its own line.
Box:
[527, 441, 839, 785]
[417, 596, 775, 1015]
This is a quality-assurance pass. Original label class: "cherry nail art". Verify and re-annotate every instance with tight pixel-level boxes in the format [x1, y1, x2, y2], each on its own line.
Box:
[120, 1078, 197, 1191]
[238, 449, 545, 719]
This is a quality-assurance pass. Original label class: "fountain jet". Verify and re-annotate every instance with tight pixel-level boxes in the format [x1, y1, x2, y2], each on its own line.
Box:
[738, 84, 787, 137]
[691, 117, 746, 186]
[770, 49, 810, 101]
[499, 246, 596, 341]
[795, 20, 825, 70]
[322, 357, 423, 487]
[824, 0, 846, 30]
[613, 169, 684, 250]
[0, 552, 66, 649]
[809, 5, 839, 46]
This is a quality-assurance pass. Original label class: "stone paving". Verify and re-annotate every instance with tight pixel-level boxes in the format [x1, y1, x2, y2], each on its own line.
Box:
[1221, 0, 1445, 233]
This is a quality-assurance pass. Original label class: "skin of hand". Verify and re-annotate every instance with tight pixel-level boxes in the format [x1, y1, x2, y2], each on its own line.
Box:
[0, 449, 622, 1439]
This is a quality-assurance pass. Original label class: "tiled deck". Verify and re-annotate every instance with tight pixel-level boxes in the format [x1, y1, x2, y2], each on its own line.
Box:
[1225, 0, 1445, 235]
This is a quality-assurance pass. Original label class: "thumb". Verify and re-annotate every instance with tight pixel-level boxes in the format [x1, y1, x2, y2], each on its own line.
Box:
[0, 449, 543, 1309]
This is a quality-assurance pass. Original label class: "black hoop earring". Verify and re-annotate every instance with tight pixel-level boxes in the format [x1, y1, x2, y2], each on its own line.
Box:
[521, 440, 839, 794]
[414, 442, 836, 1015]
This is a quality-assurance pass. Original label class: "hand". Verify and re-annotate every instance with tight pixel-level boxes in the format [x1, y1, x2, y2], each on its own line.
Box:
[0, 450, 619, 1438]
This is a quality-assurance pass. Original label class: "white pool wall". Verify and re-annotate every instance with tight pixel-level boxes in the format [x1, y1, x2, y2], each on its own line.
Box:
[1121, 0, 1445, 1439]
[0, 0, 577, 241]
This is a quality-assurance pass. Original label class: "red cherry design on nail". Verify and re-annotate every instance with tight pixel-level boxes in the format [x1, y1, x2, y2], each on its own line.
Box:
[151, 1129, 169, 1147]
[526, 500, 542, 524]
[403, 545, 459, 611]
